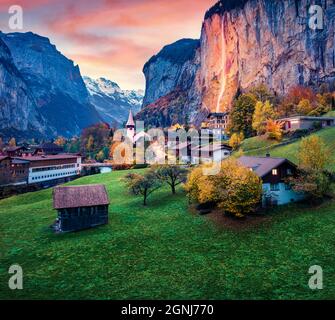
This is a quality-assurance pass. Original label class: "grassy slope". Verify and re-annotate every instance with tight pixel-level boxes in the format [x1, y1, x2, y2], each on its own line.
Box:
[243, 127, 335, 170]
[1, 169, 335, 300]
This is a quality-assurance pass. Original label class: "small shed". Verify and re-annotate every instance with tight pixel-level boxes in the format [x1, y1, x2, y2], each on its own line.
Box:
[53, 184, 110, 233]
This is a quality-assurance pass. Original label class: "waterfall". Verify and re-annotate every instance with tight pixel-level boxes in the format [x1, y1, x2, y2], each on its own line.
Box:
[216, 16, 226, 113]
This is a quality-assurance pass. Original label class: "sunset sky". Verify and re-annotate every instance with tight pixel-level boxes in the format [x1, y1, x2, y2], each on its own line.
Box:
[0, 0, 216, 90]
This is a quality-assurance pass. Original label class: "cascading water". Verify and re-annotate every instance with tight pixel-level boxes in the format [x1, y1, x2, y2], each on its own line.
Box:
[216, 16, 226, 113]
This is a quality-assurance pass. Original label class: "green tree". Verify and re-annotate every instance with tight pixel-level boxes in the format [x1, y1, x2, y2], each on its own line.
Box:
[152, 165, 188, 194]
[229, 93, 257, 137]
[123, 172, 162, 206]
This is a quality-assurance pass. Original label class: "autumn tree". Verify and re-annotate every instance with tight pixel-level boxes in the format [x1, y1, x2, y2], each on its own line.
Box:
[249, 84, 275, 103]
[298, 136, 331, 171]
[186, 159, 263, 217]
[229, 132, 244, 150]
[229, 93, 257, 137]
[289, 136, 332, 202]
[252, 100, 276, 135]
[152, 165, 188, 194]
[54, 136, 66, 147]
[278, 85, 316, 117]
[297, 98, 314, 115]
[266, 119, 283, 141]
[124, 171, 162, 206]
[8, 137, 16, 147]
[81, 123, 111, 157]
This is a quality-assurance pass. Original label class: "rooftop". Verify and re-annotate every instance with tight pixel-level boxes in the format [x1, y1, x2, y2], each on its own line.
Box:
[278, 116, 335, 121]
[15, 154, 80, 162]
[238, 156, 296, 178]
[53, 184, 110, 209]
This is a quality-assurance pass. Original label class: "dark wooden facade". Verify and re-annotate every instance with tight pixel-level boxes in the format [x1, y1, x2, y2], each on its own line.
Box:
[262, 161, 297, 184]
[53, 184, 110, 233]
[57, 205, 108, 232]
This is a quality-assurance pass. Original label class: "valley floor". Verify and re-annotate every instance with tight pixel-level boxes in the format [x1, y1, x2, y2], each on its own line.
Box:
[0, 170, 334, 300]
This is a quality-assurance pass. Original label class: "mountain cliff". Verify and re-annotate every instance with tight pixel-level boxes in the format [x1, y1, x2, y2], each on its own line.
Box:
[139, 0, 335, 127]
[84, 76, 143, 126]
[0, 38, 49, 139]
[0, 32, 102, 138]
[137, 39, 202, 127]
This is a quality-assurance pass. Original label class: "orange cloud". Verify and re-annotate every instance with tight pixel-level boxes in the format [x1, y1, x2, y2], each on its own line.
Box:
[1, 0, 217, 89]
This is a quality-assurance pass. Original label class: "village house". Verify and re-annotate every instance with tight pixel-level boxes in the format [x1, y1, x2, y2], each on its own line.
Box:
[14, 154, 82, 185]
[32, 142, 64, 155]
[53, 184, 110, 232]
[278, 116, 335, 132]
[0, 156, 30, 186]
[191, 143, 232, 164]
[3, 146, 27, 157]
[238, 155, 305, 207]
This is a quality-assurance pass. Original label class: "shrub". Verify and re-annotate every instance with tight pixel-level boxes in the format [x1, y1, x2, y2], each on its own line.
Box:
[186, 160, 262, 217]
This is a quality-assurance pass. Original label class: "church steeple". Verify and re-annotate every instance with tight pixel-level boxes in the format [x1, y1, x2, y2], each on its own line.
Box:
[126, 109, 135, 128]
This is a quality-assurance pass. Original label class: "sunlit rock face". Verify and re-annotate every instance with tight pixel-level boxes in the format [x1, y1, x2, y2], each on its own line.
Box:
[201, 0, 335, 113]
[0, 38, 49, 139]
[141, 0, 335, 126]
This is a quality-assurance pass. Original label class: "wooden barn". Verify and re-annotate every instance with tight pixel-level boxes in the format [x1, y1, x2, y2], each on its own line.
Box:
[53, 184, 110, 233]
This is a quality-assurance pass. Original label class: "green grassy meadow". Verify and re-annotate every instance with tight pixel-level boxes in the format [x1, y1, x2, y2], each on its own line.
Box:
[1, 168, 335, 300]
[243, 127, 335, 171]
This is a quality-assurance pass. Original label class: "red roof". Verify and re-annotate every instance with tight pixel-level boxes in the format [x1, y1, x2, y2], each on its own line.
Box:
[53, 184, 110, 209]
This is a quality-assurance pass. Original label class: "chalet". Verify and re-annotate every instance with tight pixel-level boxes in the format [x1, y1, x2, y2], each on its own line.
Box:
[3, 146, 27, 157]
[34, 142, 64, 155]
[238, 155, 305, 207]
[278, 116, 335, 132]
[53, 184, 110, 232]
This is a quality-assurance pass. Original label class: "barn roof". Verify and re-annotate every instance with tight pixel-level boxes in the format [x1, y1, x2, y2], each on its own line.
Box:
[238, 156, 296, 178]
[53, 184, 110, 209]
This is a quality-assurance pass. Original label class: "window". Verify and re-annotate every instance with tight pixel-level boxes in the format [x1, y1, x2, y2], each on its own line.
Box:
[287, 168, 293, 175]
[272, 169, 278, 176]
[270, 184, 280, 191]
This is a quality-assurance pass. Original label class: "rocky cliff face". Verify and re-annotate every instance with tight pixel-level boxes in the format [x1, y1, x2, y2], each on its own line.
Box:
[0, 32, 101, 137]
[137, 39, 203, 127]
[84, 76, 143, 126]
[140, 0, 335, 127]
[0, 38, 49, 139]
